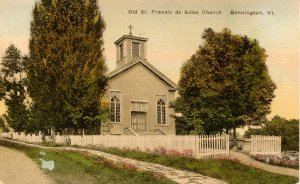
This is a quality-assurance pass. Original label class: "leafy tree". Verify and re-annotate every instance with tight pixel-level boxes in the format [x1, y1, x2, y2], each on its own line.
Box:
[4, 87, 29, 132]
[244, 115, 299, 151]
[173, 28, 276, 142]
[0, 116, 4, 128]
[26, 0, 108, 134]
[0, 80, 6, 100]
[0, 116, 8, 132]
[0, 45, 29, 132]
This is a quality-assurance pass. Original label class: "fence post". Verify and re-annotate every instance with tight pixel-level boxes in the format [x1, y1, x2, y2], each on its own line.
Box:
[195, 135, 199, 158]
[226, 134, 229, 155]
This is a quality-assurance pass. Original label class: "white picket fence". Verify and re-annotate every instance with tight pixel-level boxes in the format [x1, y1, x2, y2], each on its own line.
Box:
[250, 135, 281, 155]
[1, 132, 229, 158]
[69, 134, 230, 158]
[1, 132, 42, 143]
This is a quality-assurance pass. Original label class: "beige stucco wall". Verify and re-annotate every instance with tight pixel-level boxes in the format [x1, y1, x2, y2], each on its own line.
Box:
[104, 63, 176, 135]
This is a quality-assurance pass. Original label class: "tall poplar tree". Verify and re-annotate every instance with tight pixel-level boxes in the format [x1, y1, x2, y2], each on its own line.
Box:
[1, 45, 29, 132]
[173, 28, 276, 142]
[26, 0, 108, 134]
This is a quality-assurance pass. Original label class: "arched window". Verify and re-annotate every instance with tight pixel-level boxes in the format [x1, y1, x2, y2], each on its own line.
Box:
[110, 96, 120, 122]
[157, 99, 166, 125]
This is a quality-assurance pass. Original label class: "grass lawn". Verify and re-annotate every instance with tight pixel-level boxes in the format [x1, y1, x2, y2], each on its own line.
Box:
[0, 140, 175, 184]
[97, 147, 298, 184]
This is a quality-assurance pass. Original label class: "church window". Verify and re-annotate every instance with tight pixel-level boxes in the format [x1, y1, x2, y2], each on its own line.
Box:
[120, 44, 124, 59]
[132, 42, 140, 57]
[110, 96, 120, 122]
[157, 99, 166, 124]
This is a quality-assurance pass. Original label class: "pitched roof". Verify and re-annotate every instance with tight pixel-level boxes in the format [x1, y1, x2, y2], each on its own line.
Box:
[107, 59, 178, 91]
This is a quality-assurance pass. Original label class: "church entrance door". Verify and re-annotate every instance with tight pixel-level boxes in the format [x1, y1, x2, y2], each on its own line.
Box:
[131, 112, 146, 130]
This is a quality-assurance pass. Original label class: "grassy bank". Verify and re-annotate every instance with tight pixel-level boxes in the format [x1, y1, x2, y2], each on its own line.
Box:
[97, 147, 298, 184]
[0, 140, 175, 184]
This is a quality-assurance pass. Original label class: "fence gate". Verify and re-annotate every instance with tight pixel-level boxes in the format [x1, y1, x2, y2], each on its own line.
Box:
[250, 135, 281, 155]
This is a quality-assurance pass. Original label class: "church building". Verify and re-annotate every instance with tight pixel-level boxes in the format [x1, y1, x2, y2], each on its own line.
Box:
[101, 30, 177, 135]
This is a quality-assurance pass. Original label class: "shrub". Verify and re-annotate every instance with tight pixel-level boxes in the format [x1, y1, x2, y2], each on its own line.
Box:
[120, 162, 138, 171]
[94, 158, 114, 166]
[153, 172, 165, 180]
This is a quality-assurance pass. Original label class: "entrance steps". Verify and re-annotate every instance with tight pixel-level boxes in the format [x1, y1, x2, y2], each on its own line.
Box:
[132, 129, 166, 136]
[123, 128, 167, 136]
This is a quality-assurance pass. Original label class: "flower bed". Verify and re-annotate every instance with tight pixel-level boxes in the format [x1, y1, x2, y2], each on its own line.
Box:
[153, 147, 194, 158]
[251, 154, 299, 169]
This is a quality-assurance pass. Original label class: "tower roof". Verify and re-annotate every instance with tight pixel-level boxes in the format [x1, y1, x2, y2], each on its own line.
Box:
[114, 35, 148, 45]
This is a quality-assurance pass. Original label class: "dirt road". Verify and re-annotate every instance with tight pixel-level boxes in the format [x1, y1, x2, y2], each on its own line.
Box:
[0, 146, 54, 184]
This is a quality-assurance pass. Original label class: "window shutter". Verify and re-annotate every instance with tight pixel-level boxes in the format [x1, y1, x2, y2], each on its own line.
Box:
[132, 42, 139, 57]
[120, 44, 124, 59]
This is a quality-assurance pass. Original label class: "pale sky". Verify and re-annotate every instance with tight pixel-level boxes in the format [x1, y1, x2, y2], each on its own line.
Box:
[0, 0, 299, 119]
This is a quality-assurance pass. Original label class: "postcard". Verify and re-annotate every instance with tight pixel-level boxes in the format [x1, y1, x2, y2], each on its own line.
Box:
[0, 0, 298, 183]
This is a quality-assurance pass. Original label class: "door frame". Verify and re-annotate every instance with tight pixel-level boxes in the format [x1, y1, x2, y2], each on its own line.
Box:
[131, 111, 147, 130]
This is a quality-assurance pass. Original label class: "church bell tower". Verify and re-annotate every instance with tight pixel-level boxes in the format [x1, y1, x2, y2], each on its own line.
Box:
[114, 25, 148, 68]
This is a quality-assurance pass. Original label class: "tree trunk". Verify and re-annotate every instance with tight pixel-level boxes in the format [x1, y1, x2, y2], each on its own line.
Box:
[233, 126, 237, 147]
